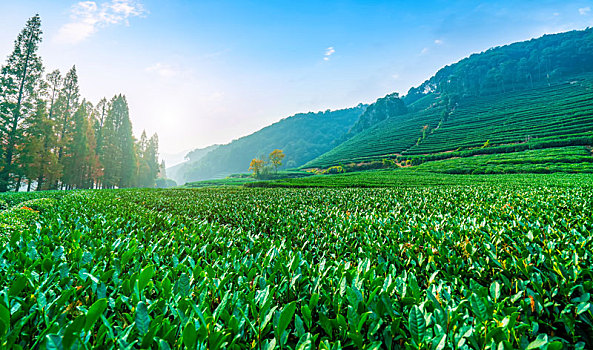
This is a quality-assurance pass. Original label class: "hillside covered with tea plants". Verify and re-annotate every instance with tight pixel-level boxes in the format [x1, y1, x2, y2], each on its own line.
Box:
[303, 28, 593, 174]
[1, 173, 592, 349]
[305, 74, 593, 172]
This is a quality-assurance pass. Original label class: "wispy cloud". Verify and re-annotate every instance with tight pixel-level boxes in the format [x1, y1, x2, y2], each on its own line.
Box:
[323, 46, 335, 61]
[145, 63, 180, 78]
[434, 39, 443, 45]
[579, 6, 590, 15]
[55, 0, 146, 44]
[420, 47, 429, 55]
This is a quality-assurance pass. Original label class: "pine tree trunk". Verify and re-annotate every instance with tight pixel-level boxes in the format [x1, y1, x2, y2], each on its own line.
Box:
[14, 176, 21, 192]
[36, 175, 44, 191]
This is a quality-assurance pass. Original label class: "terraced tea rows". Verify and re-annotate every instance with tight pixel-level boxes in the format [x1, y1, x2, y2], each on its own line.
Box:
[305, 74, 593, 169]
[1, 176, 592, 349]
[406, 78, 593, 155]
[413, 147, 593, 174]
[305, 107, 444, 168]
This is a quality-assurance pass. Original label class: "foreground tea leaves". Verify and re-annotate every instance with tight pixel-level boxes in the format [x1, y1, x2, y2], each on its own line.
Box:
[0, 176, 592, 348]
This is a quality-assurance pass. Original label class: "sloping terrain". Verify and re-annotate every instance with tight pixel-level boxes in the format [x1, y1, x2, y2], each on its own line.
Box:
[178, 105, 366, 182]
[166, 144, 220, 185]
[405, 77, 593, 155]
[304, 102, 444, 168]
[305, 28, 593, 172]
[305, 75, 593, 170]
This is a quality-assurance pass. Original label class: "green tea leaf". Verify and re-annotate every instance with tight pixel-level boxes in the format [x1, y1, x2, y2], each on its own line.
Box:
[408, 305, 426, 344]
[9, 275, 28, 297]
[576, 302, 591, 315]
[45, 334, 63, 350]
[63, 315, 85, 350]
[138, 265, 155, 292]
[159, 339, 172, 350]
[470, 294, 488, 322]
[275, 301, 297, 343]
[295, 333, 312, 350]
[261, 305, 277, 332]
[84, 298, 108, 332]
[0, 303, 9, 337]
[178, 273, 190, 298]
[490, 282, 501, 302]
[183, 322, 197, 350]
[135, 302, 150, 335]
[547, 342, 563, 350]
[526, 334, 548, 349]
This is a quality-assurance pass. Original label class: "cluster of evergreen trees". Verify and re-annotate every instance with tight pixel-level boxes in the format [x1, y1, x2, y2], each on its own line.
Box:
[0, 15, 160, 192]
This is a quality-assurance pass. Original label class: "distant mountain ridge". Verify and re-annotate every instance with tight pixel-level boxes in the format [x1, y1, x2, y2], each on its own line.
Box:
[167, 144, 220, 184]
[169, 105, 366, 183]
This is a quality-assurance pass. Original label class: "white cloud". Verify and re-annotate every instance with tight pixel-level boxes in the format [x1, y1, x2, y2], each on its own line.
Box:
[434, 39, 443, 45]
[420, 47, 429, 55]
[145, 63, 180, 78]
[323, 46, 335, 61]
[392, 73, 400, 80]
[56, 0, 146, 44]
[579, 7, 590, 15]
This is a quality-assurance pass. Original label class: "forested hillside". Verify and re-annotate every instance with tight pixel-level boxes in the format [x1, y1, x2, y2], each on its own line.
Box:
[305, 28, 593, 172]
[0, 15, 160, 191]
[175, 105, 366, 183]
[166, 144, 219, 185]
[404, 27, 593, 104]
[346, 93, 407, 136]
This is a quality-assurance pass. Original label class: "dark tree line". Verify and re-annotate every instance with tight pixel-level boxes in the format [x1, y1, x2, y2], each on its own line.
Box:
[404, 27, 593, 105]
[0, 15, 160, 192]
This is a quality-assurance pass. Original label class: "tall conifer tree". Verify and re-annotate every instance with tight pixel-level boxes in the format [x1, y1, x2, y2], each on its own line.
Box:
[0, 14, 43, 191]
[63, 100, 99, 189]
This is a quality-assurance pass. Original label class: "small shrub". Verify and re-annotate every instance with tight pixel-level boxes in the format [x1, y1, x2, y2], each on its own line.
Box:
[326, 166, 345, 174]
[16, 197, 56, 213]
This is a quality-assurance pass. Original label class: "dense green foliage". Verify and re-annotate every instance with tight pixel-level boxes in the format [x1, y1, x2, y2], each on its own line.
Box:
[176, 106, 366, 183]
[246, 169, 593, 188]
[305, 29, 593, 174]
[405, 78, 593, 155]
[1, 173, 592, 348]
[413, 147, 593, 175]
[346, 93, 407, 137]
[305, 74, 593, 170]
[184, 177, 258, 188]
[404, 28, 593, 103]
[185, 171, 314, 188]
[0, 16, 160, 192]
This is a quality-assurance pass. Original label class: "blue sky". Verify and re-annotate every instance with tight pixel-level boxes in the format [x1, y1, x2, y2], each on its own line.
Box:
[1, 0, 593, 163]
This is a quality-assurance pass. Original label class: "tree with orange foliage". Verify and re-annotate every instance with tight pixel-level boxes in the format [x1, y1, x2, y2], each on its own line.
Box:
[269, 149, 285, 173]
[248, 158, 265, 177]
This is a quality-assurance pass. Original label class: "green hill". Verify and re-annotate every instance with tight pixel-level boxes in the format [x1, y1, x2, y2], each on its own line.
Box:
[176, 105, 366, 183]
[304, 28, 593, 172]
[166, 144, 220, 184]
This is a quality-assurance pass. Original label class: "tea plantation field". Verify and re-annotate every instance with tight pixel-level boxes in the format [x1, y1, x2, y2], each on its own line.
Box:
[304, 75, 593, 170]
[1, 174, 592, 349]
